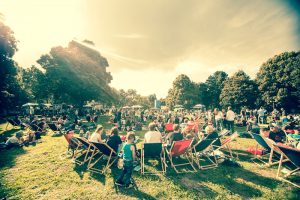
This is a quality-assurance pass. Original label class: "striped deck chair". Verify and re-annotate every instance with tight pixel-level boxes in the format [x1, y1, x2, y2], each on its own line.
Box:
[166, 139, 197, 173]
[276, 144, 300, 188]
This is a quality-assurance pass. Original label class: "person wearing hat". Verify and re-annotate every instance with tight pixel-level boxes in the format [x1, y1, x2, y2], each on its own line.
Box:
[269, 124, 286, 143]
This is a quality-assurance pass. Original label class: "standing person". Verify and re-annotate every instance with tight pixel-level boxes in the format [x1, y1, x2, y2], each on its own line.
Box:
[258, 107, 266, 124]
[222, 109, 227, 130]
[214, 108, 223, 131]
[115, 132, 136, 188]
[226, 107, 235, 133]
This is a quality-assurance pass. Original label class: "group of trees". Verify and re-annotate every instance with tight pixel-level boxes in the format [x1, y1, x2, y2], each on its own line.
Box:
[1, 19, 299, 115]
[165, 52, 300, 112]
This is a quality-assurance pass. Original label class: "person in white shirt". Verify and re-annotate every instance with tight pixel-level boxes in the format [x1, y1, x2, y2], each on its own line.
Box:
[89, 125, 104, 143]
[144, 122, 162, 143]
[226, 107, 235, 133]
[214, 108, 223, 131]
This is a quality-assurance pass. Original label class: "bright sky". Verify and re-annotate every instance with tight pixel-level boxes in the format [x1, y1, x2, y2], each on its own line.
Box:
[1, 0, 299, 98]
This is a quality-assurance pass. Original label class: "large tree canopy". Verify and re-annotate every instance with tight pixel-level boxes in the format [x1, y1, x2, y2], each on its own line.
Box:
[256, 51, 300, 112]
[204, 71, 228, 109]
[220, 70, 258, 111]
[34, 40, 116, 105]
[166, 74, 198, 109]
[0, 21, 26, 114]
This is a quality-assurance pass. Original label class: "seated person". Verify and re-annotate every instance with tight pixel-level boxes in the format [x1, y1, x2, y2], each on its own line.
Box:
[5, 131, 24, 148]
[203, 125, 221, 146]
[106, 127, 122, 153]
[144, 122, 162, 143]
[89, 125, 104, 143]
[165, 124, 183, 146]
[269, 124, 286, 143]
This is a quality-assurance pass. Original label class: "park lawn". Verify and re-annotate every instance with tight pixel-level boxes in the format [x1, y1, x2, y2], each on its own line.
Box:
[0, 116, 299, 200]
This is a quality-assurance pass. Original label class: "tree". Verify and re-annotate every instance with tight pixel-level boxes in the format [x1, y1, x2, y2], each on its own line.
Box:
[220, 70, 258, 111]
[35, 40, 117, 105]
[166, 74, 198, 109]
[197, 82, 210, 108]
[205, 71, 228, 108]
[0, 21, 27, 114]
[256, 51, 300, 112]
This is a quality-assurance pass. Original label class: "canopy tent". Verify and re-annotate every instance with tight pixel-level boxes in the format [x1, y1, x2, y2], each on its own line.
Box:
[174, 105, 184, 108]
[22, 103, 39, 107]
[193, 104, 205, 109]
[132, 105, 143, 109]
[83, 105, 93, 108]
[122, 106, 131, 109]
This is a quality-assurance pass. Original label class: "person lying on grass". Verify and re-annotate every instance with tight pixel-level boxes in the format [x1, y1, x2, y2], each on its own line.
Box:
[115, 132, 136, 188]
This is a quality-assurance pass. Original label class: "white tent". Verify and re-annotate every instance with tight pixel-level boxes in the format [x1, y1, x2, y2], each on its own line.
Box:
[22, 103, 38, 107]
[132, 105, 143, 109]
[193, 104, 205, 109]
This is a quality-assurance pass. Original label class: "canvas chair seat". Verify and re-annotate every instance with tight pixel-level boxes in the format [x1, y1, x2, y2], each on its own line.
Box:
[166, 139, 196, 173]
[141, 143, 166, 175]
[276, 144, 300, 188]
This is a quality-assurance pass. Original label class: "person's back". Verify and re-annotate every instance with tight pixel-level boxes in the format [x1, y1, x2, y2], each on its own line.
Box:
[144, 131, 162, 143]
[122, 143, 133, 161]
[144, 122, 162, 143]
[166, 125, 183, 145]
[107, 135, 122, 153]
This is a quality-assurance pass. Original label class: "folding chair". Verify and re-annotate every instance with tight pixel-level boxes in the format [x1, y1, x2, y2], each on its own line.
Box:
[192, 138, 218, 170]
[48, 123, 62, 134]
[165, 139, 197, 173]
[63, 134, 80, 157]
[250, 133, 283, 167]
[213, 131, 239, 159]
[141, 143, 166, 175]
[6, 119, 20, 130]
[276, 144, 300, 188]
[88, 142, 118, 174]
[74, 137, 96, 165]
[165, 123, 174, 133]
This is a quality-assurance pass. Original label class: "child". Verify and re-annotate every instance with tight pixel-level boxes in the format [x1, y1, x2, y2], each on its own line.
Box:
[115, 132, 136, 188]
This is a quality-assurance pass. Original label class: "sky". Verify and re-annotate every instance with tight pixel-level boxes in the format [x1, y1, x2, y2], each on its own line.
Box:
[0, 0, 299, 98]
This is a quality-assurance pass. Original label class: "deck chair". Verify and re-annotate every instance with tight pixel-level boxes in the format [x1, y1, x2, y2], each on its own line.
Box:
[6, 118, 27, 130]
[276, 144, 300, 188]
[165, 139, 197, 173]
[63, 134, 80, 157]
[192, 137, 218, 170]
[74, 137, 96, 165]
[213, 132, 239, 159]
[250, 133, 281, 166]
[87, 142, 118, 174]
[263, 138, 289, 167]
[165, 123, 174, 133]
[141, 143, 166, 175]
[48, 123, 62, 134]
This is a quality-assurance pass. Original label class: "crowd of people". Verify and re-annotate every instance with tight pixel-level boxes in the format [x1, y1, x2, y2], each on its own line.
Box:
[1, 104, 300, 187]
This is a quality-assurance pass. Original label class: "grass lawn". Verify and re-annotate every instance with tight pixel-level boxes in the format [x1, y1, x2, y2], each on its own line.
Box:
[0, 115, 299, 199]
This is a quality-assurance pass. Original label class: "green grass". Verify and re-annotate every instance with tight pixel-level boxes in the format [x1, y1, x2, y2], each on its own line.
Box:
[0, 115, 299, 199]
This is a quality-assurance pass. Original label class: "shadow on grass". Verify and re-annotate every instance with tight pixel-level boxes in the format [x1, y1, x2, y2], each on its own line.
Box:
[109, 169, 157, 200]
[177, 164, 281, 199]
[0, 147, 27, 199]
[0, 125, 21, 142]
